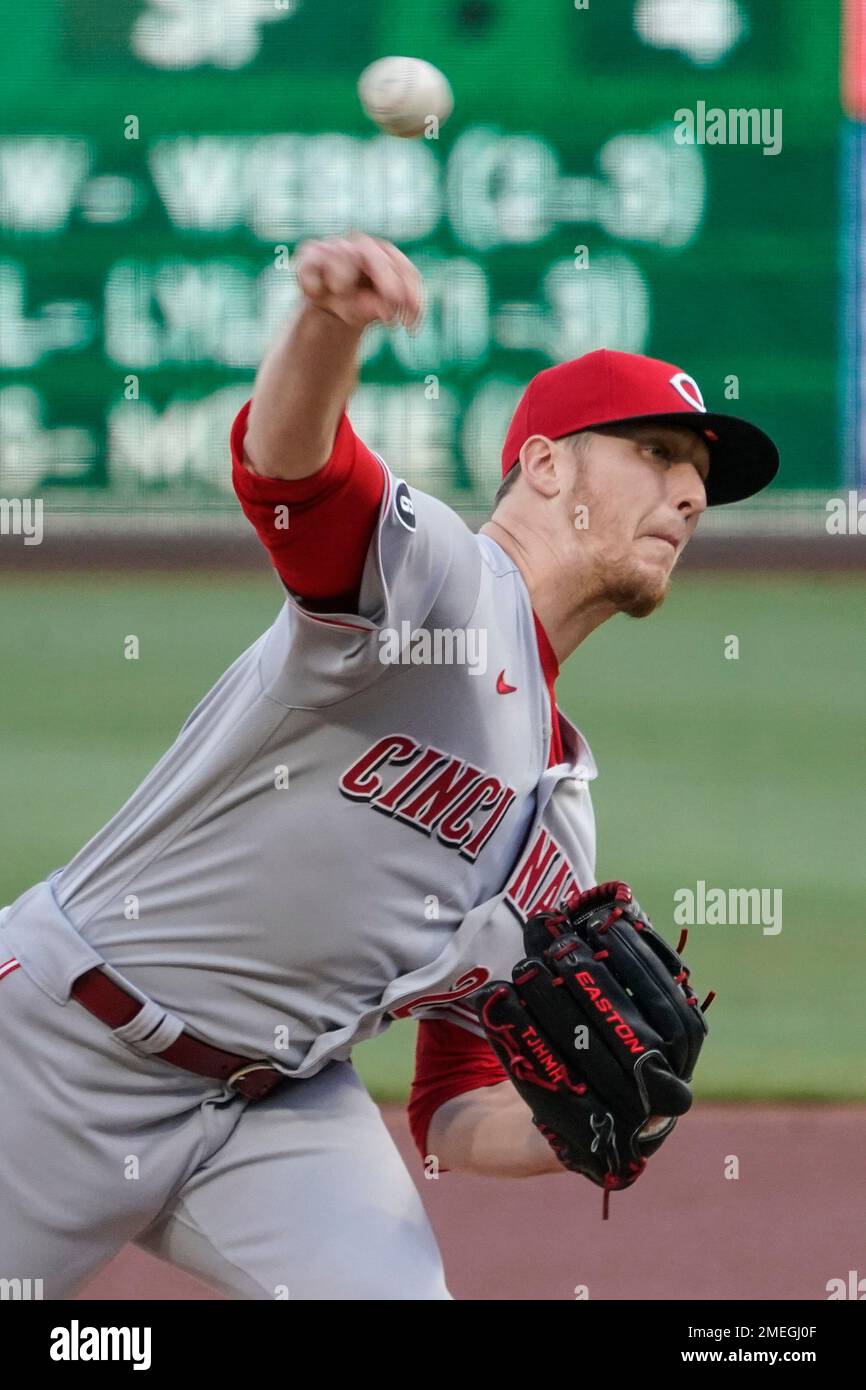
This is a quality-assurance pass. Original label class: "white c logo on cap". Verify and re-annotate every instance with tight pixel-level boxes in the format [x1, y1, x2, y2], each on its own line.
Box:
[669, 372, 706, 412]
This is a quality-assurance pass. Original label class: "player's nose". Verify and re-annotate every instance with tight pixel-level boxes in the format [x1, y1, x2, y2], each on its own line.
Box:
[668, 460, 708, 520]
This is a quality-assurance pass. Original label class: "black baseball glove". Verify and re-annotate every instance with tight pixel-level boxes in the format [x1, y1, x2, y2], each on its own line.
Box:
[472, 881, 713, 1216]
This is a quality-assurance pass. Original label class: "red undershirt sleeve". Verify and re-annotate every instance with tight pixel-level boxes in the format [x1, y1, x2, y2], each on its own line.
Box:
[230, 399, 386, 612]
[407, 1018, 509, 1168]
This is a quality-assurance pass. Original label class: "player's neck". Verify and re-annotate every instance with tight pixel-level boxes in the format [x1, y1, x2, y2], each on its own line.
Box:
[480, 520, 617, 664]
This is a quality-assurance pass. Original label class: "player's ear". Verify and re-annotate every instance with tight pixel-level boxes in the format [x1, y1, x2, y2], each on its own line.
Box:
[519, 435, 560, 498]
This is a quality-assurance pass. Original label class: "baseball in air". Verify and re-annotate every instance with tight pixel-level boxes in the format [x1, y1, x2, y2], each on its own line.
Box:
[358, 56, 453, 138]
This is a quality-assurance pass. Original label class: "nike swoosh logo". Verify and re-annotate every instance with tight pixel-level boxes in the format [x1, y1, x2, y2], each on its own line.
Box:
[496, 670, 518, 694]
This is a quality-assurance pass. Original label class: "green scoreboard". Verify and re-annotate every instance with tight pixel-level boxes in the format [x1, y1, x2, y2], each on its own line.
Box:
[0, 0, 842, 520]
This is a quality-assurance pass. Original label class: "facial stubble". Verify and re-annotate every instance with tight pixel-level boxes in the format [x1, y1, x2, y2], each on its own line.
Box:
[568, 455, 671, 620]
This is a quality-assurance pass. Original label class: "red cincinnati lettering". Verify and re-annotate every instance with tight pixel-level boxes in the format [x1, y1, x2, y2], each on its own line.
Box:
[339, 735, 418, 801]
[373, 747, 446, 812]
[461, 785, 515, 859]
[508, 830, 560, 910]
[438, 776, 500, 847]
[526, 859, 572, 917]
[397, 758, 482, 829]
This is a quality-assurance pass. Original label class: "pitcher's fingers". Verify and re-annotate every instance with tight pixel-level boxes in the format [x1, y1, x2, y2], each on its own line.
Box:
[350, 237, 405, 314]
[312, 238, 366, 295]
[377, 241, 423, 325]
[295, 240, 332, 297]
[351, 287, 400, 325]
[298, 238, 363, 297]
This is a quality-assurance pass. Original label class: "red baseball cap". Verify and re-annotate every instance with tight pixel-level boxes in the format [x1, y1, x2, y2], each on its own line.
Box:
[500, 349, 780, 506]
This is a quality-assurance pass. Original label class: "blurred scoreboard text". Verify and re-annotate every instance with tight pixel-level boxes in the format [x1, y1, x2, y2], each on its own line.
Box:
[0, 0, 845, 519]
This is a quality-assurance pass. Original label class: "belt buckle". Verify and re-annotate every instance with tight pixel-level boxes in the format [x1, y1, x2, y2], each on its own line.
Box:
[226, 1061, 282, 1102]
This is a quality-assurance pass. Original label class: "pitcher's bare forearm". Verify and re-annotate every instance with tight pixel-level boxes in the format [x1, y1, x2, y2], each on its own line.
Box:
[426, 1083, 563, 1178]
[244, 304, 363, 480]
[243, 234, 422, 481]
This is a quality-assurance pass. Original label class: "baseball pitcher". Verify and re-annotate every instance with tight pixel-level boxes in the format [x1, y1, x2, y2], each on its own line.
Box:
[0, 234, 779, 1300]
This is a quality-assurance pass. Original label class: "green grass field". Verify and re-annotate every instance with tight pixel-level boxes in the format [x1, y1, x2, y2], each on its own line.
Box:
[1, 569, 862, 1101]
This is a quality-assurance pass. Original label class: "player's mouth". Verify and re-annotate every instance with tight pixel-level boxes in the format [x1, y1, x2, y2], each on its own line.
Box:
[639, 530, 680, 552]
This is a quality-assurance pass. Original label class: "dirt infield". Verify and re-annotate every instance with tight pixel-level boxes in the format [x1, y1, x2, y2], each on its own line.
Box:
[74, 1103, 864, 1302]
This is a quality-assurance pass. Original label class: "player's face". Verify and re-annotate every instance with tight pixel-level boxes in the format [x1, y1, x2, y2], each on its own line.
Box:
[560, 424, 709, 618]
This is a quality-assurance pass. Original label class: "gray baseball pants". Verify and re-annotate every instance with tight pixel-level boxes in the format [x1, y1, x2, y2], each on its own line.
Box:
[0, 957, 451, 1301]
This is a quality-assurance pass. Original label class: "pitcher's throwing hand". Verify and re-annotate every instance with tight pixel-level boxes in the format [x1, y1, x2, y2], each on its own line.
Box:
[295, 232, 423, 330]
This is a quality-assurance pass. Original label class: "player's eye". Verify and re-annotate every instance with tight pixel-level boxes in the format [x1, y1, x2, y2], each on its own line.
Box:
[641, 441, 669, 460]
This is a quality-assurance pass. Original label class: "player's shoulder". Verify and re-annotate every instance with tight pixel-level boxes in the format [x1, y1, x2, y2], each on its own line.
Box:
[377, 463, 479, 573]
[381, 469, 510, 573]
[378, 463, 472, 546]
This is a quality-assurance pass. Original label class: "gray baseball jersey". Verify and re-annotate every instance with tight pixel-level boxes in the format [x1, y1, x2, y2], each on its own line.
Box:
[1, 460, 599, 1078]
